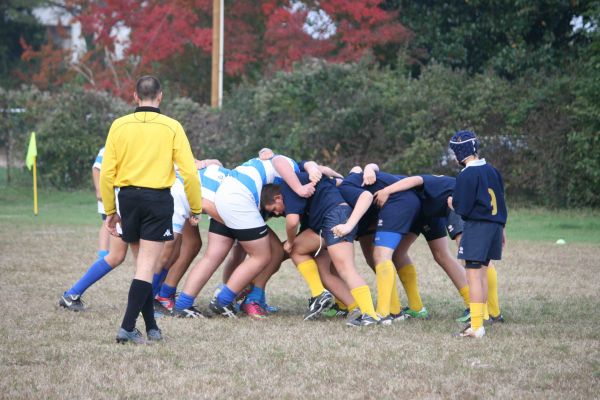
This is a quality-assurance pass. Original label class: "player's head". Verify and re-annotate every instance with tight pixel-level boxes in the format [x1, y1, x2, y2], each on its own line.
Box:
[261, 184, 285, 216]
[449, 130, 479, 166]
[134, 75, 162, 103]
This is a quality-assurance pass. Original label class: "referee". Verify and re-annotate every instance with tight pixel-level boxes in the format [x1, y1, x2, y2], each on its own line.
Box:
[100, 75, 202, 344]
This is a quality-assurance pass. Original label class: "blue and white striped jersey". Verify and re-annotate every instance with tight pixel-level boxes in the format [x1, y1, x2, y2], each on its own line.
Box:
[93, 147, 104, 170]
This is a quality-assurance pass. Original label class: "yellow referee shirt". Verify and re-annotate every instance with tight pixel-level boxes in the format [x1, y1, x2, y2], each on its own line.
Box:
[100, 107, 202, 215]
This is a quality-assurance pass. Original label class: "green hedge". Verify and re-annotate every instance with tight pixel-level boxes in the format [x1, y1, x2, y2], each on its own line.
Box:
[2, 59, 598, 207]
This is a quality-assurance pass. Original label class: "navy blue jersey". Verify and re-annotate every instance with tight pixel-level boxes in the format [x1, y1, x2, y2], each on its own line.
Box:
[280, 172, 345, 232]
[452, 160, 507, 225]
[339, 172, 421, 235]
[419, 175, 456, 218]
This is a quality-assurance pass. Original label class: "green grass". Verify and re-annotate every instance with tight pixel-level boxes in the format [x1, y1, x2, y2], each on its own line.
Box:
[2, 186, 599, 243]
[1, 195, 599, 398]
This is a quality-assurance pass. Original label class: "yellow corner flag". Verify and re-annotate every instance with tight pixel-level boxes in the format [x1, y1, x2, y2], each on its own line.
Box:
[25, 132, 38, 215]
[26, 132, 37, 170]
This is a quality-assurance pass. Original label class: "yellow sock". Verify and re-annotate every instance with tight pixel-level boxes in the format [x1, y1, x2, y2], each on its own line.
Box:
[351, 285, 378, 319]
[398, 264, 423, 311]
[483, 303, 489, 320]
[347, 302, 358, 312]
[471, 303, 484, 330]
[487, 265, 501, 317]
[297, 259, 325, 297]
[335, 299, 347, 310]
[459, 285, 470, 308]
[375, 260, 395, 317]
[390, 273, 402, 314]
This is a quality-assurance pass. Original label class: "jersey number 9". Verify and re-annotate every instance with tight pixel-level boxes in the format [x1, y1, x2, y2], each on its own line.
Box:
[488, 188, 498, 216]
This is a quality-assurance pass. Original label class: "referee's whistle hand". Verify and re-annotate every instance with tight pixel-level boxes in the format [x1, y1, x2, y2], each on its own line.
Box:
[105, 214, 121, 237]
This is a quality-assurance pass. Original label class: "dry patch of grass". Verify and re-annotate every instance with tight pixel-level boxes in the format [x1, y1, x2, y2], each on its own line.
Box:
[0, 224, 599, 399]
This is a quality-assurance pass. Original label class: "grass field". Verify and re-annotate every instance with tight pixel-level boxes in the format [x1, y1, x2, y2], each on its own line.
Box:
[1, 187, 599, 399]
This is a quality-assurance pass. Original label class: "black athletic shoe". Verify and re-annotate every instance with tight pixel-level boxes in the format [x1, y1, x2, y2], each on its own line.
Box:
[209, 297, 238, 318]
[116, 327, 147, 344]
[147, 328, 163, 341]
[346, 313, 380, 327]
[484, 314, 505, 326]
[59, 294, 85, 312]
[173, 306, 208, 319]
[303, 289, 334, 321]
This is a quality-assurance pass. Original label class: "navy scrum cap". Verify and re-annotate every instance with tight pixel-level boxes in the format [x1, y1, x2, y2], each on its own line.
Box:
[449, 130, 479, 163]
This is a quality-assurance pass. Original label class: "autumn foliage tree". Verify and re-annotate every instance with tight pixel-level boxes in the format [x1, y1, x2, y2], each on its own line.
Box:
[18, 0, 410, 102]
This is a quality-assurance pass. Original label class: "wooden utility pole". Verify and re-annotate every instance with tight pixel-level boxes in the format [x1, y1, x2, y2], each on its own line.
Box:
[211, 0, 224, 108]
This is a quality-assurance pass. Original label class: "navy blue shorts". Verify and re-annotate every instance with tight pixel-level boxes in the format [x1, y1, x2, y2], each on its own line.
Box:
[322, 205, 357, 246]
[445, 209, 464, 240]
[410, 213, 447, 242]
[457, 220, 503, 266]
[376, 193, 421, 235]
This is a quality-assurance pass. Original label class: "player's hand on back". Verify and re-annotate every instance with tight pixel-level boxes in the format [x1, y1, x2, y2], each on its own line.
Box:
[373, 188, 390, 208]
[362, 165, 376, 186]
[297, 182, 316, 198]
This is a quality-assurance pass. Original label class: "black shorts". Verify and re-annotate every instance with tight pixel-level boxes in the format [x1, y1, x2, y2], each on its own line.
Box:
[209, 218, 268, 241]
[118, 186, 174, 243]
[410, 213, 447, 242]
[446, 209, 464, 240]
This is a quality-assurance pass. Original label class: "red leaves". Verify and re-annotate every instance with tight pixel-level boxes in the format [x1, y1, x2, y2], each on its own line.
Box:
[21, 1, 410, 99]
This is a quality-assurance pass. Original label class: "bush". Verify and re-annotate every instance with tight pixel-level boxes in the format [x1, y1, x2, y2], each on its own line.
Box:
[35, 86, 128, 188]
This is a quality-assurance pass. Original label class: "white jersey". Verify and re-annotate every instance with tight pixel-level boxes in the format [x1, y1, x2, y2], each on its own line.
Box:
[216, 155, 299, 229]
[94, 147, 106, 214]
[228, 156, 299, 206]
[199, 164, 230, 202]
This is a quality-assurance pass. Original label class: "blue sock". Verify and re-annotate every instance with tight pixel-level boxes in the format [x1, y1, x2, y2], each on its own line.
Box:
[158, 283, 176, 299]
[245, 286, 264, 304]
[175, 292, 195, 311]
[260, 290, 267, 306]
[216, 285, 237, 306]
[97, 250, 109, 259]
[152, 268, 169, 296]
[65, 258, 113, 296]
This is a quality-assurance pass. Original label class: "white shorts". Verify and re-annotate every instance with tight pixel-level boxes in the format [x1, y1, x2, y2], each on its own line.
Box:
[215, 176, 265, 230]
[171, 179, 190, 234]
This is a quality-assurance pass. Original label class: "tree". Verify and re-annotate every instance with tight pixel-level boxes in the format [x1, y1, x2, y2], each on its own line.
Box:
[18, 1, 410, 102]
[396, 0, 593, 78]
[0, 0, 46, 88]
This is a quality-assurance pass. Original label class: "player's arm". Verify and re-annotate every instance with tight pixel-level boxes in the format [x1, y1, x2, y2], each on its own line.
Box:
[302, 161, 323, 183]
[99, 131, 120, 236]
[92, 166, 102, 201]
[451, 172, 477, 217]
[201, 199, 224, 224]
[318, 165, 343, 179]
[362, 163, 379, 186]
[374, 176, 424, 208]
[331, 191, 373, 237]
[172, 124, 202, 216]
[284, 213, 300, 253]
[195, 159, 222, 169]
[272, 156, 315, 198]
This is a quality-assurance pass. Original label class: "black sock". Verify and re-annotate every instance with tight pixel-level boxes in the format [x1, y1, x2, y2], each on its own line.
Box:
[121, 279, 153, 332]
[141, 288, 158, 332]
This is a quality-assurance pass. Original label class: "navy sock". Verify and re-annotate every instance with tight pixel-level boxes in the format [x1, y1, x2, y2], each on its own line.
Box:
[158, 283, 176, 299]
[66, 258, 113, 296]
[216, 284, 237, 306]
[175, 292, 195, 311]
[152, 268, 169, 296]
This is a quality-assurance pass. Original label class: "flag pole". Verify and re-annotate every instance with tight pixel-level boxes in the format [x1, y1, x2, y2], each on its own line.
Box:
[33, 156, 38, 215]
